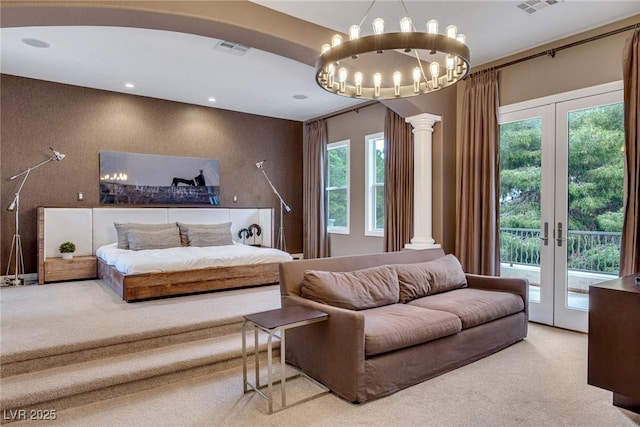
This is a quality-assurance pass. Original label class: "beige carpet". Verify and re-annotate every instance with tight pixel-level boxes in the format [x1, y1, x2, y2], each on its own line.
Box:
[0, 280, 281, 361]
[7, 323, 640, 426]
[2, 281, 639, 426]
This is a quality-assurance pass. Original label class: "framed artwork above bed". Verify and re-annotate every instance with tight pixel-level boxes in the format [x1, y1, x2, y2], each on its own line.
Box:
[99, 151, 220, 205]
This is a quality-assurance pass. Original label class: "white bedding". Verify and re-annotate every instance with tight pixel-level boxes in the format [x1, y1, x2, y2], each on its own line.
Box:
[96, 242, 293, 275]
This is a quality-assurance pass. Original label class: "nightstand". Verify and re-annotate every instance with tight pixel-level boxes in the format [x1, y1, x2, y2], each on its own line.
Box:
[43, 256, 97, 283]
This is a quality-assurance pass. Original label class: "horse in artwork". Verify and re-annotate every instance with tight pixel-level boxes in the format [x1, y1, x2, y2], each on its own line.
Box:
[171, 170, 206, 186]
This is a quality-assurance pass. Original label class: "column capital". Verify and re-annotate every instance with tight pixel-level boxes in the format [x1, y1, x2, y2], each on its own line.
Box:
[405, 113, 442, 132]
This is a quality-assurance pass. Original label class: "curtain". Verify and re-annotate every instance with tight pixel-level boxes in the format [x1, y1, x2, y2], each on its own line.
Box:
[303, 120, 329, 259]
[384, 108, 414, 252]
[620, 29, 640, 276]
[455, 70, 500, 275]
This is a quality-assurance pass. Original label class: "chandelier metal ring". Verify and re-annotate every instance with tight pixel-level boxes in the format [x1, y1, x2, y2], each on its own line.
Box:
[315, 32, 471, 99]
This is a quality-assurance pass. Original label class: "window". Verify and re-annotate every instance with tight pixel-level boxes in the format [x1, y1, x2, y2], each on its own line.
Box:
[365, 132, 385, 236]
[327, 140, 350, 234]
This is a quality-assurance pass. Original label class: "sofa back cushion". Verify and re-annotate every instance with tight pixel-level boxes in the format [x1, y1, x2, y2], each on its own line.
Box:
[396, 254, 467, 302]
[301, 265, 399, 310]
[395, 262, 432, 303]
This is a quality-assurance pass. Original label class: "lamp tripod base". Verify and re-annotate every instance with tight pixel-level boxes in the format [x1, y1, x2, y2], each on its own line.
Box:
[4, 234, 25, 287]
[2, 277, 24, 287]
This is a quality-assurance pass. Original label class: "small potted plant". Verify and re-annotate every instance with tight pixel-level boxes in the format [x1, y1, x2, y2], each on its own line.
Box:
[59, 241, 76, 260]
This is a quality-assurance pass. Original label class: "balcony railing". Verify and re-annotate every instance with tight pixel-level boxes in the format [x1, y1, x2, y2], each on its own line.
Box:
[500, 227, 621, 274]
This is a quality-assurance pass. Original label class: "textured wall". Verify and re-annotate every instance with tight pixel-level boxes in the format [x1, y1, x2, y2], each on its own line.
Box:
[1, 75, 303, 274]
[326, 87, 459, 257]
[326, 103, 386, 257]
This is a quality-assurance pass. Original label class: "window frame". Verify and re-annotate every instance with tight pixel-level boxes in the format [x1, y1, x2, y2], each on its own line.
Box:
[365, 132, 385, 237]
[326, 140, 350, 235]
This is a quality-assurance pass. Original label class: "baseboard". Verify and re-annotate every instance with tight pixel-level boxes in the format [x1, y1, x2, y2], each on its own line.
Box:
[1, 273, 38, 286]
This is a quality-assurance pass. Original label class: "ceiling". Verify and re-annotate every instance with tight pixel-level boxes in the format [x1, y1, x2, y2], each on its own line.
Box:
[1, 1, 638, 122]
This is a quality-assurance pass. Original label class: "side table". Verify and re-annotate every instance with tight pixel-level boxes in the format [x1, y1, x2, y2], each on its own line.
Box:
[242, 305, 329, 414]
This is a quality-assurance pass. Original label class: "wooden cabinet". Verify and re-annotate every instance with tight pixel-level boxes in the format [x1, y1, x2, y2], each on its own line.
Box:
[588, 275, 640, 413]
[44, 256, 97, 283]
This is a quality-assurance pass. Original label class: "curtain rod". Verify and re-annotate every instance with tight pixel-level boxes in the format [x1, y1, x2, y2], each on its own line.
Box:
[469, 23, 638, 78]
[306, 100, 379, 123]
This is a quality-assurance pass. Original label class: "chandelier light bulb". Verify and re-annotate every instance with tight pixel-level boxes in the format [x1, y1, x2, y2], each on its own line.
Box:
[373, 18, 385, 35]
[430, 61, 440, 89]
[446, 25, 457, 39]
[349, 25, 361, 40]
[455, 34, 467, 76]
[373, 72, 382, 97]
[426, 19, 439, 34]
[400, 17, 413, 33]
[338, 67, 348, 93]
[354, 71, 363, 96]
[327, 63, 335, 88]
[331, 34, 343, 47]
[413, 67, 422, 93]
[321, 43, 331, 55]
[393, 71, 402, 97]
[446, 55, 455, 82]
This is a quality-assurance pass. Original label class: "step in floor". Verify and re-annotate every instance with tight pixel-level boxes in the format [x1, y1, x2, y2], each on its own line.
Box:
[1, 331, 278, 415]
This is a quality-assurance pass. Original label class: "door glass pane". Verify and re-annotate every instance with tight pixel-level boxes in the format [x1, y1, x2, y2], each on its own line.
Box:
[499, 118, 542, 303]
[565, 103, 624, 309]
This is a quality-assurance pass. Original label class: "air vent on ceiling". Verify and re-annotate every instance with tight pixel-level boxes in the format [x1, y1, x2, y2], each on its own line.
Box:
[213, 40, 250, 56]
[517, 0, 561, 15]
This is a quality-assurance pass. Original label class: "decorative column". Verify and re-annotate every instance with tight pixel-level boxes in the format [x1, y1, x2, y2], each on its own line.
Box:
[405, 113, 441, 250]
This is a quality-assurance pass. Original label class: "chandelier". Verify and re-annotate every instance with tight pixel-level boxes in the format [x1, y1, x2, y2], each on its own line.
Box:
[315, 1, 471, 100]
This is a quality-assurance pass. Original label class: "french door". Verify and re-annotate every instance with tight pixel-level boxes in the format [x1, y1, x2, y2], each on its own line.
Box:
[499, 84, 624, 332]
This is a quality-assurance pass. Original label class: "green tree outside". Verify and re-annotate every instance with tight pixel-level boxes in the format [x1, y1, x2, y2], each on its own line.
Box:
[499, 103, 624, 273]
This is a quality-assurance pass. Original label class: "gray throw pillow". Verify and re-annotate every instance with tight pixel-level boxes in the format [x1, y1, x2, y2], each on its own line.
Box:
[187, 228, 234, 247]
[177, 222, 232, 246]
[114, 223, 178, 249]
[126, 227, 182, 251]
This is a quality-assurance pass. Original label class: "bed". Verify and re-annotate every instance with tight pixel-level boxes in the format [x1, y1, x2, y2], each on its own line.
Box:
[37, 207, 292, 302]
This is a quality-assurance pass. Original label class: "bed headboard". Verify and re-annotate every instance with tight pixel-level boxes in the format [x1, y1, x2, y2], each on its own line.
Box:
[38, 207, 274, 260]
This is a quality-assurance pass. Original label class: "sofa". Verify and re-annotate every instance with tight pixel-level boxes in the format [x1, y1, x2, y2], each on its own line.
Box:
[279, 248, 529, 403]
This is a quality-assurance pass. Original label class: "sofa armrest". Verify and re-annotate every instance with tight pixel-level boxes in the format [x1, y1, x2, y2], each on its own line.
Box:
[281, 294, 366, 402]
[465, 273, 529, 313]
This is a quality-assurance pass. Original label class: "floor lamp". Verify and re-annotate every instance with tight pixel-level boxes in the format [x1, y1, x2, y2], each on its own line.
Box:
[3, 148, 65, 287]
[255, 160, 291, 252]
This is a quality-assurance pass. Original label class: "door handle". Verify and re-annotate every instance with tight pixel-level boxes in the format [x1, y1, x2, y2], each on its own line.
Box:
[539, 222, 549, 246]
[556, 222, 565, 247]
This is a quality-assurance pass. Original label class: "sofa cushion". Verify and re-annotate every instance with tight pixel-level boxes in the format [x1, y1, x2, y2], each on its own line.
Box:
[424, 255, 468, 295]
[395, 263, 432, 303]
[395, 254, 467, 301]
[301, 265, 399, 311]
[362, 304, 462, 356]
[408, 288, 525, 329]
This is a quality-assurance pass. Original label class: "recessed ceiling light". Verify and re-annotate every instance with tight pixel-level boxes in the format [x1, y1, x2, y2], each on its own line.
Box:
[125, 83, 135, 89]
[21, 38, 50, 48]
[292, 94, 308, 100]
[208, 97, 216, 102]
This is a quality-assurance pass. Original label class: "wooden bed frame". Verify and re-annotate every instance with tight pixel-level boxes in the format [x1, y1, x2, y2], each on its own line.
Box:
[97, 259, 280, 302]
[38, 207, 283, 302]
